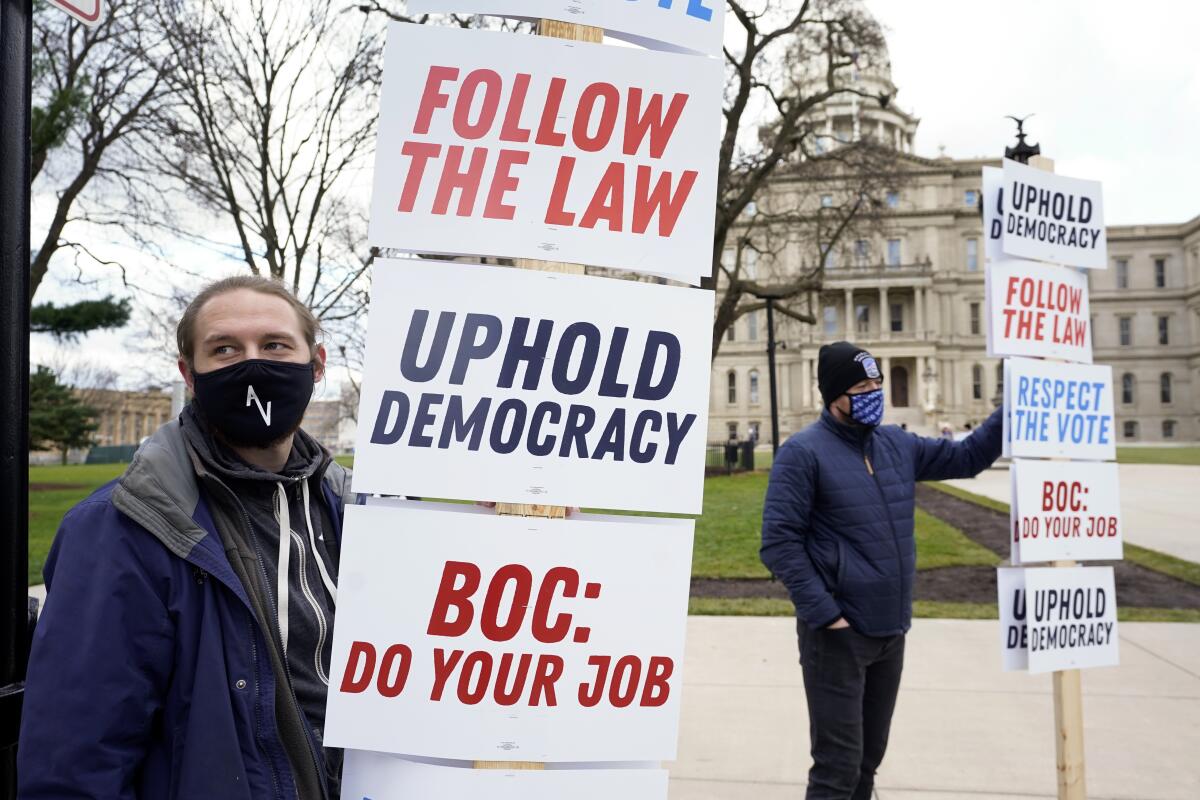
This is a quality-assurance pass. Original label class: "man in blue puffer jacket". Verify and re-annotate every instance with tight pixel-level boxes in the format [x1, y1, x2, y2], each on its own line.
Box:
[761, 341, 1003, 800]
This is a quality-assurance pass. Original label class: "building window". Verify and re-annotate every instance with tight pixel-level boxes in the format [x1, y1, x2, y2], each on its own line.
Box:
[1158, 315, 1169, 345]
[964, 189, 978, 207]
[726, 323, 735, 342]
[971, 365, 983, 400]
[886, 239, 901, 267]
[820, 194, 833, 208]
[823, 306, 837, 336]
[1163, 420, 1176, 439]
[748, 312, 759, 341]
[855, 304, 870, 334]
[1161, 373, 1173, 404]
[1154, 258, 1166, 288]
[1116, 258, 1129, 289]
[1118, 316, 1132, 346]
[855, 239, 869, 267]
[1124, 420, 1138, 440]
[969, 303, 981, 335]
[966, 238, 978, 271]
[996, 363, 1005, 397]
[748, 421, 761, 442]
[1121, 373, 1135, 405]
[727, 422, 738, 441]
[727, 371, 737, 404]
[749, 370, 760, 404]
[886, 190, 899, 208]
[823, 248, 837, 270]
[890, 303, 903, 333]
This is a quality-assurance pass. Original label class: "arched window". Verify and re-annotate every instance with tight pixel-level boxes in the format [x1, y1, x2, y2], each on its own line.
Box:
[749, 370, 760, 404]
[1161, 373, 1173, 404]
[1121, 373, 1135, 405]
[971, 364, 983, 400]
[727, 371, 737, 404]
[1123, 420, 1138, 440]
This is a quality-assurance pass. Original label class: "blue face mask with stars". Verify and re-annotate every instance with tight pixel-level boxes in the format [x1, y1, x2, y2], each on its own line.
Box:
[847, 388, 885, 427]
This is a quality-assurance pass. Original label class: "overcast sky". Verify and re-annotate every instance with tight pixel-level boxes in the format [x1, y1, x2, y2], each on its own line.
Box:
[32, 0, 1200, 387]
[865, 0, 1200, 225]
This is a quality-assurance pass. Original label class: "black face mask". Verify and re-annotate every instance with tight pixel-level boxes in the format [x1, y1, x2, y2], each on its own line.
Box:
[191, 359, 315, 449]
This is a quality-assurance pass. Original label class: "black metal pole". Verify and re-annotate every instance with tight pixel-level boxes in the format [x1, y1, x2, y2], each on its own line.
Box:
[766, 297, 780, 455]
[0, 0, 32, 794]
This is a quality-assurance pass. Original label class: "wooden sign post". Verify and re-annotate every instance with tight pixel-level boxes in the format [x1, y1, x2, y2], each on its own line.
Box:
[477, 16, 602, 774]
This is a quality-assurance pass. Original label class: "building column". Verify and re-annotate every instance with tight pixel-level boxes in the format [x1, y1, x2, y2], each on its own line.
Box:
[800, 358, 811, 408]
[880, 286, 890, 341]
[881, 356, 891, 388]
[781, 363, 791, 410]
[915, 288, 926, 339]
[844, 289, 854, 337]
[928, 287, 940, 333]
[811, 358, 821, 409]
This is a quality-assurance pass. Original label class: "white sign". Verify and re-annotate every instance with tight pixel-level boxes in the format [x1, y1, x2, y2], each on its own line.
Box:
[1003, 357, 1115, 461]
[343, 752, 668, 799]
[1010, 459, 1123, 564]
[1000, 158, 1106, 269]
[324, 504, 694, 762]
[1025, 566, 1119, 674]
[353, 259, 713, 514]
[985, 259, 1092, 363]
[407, 0, 726, 58]
[982, 166, 1004, 264]
[996, 567, 1028, 672]
[48, 0, 105, 27]
[369, 22, 722, 284]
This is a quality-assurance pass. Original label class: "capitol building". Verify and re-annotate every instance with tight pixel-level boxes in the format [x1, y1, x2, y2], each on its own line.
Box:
[708, 34, 1199, 446]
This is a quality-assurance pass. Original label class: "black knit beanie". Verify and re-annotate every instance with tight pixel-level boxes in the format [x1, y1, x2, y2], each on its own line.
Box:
[818, 341, 883, 407]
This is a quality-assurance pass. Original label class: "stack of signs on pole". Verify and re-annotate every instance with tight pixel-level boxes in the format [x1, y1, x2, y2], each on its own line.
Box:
[326, 13, 723, 796]
[367, 23, 722, 284]
[986, 158, 1121, 674]
[407, 0, 727, 57]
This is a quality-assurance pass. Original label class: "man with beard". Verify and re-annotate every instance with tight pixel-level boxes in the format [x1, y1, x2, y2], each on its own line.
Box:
[760, 341, 1004, 800]
[20, 276, 355, 800]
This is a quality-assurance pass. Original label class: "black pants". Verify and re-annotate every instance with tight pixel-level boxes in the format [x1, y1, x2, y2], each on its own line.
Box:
[797, 621, 906, 800]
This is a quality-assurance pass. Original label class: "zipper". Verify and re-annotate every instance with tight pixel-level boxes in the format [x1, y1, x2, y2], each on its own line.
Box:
[862, 440, 907, 631]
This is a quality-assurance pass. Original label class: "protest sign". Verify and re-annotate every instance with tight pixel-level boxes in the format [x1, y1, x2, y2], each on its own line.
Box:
[1010, 459, 1122, 564]
[1000, 158, 1106, 269]
[368, 22, 721, 284]
[407, 0, 726, 58]
[982, 165, 1004, 263]
[353, 259, 713, 514]
[343, 751, 668, 799]
[1002, 357, 1115, 461]
[985, 259, 1092, 363]
[996, 567, 1028, 672]
[324, 504, 694, 762]
[1024, 566, 1119, 674]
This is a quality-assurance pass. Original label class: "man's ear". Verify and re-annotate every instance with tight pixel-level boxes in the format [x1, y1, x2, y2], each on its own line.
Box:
[312, 344, 327, 384]
[177, 358, 195, 393]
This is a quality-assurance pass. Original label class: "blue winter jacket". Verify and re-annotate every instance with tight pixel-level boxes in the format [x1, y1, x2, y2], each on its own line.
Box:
[18, 420, 354, 800]
[761, 407, 1003, 636]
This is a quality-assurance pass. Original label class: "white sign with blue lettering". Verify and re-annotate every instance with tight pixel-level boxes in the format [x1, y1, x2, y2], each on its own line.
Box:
[343, 751, 668, 799]
[1000, 158, 1106, 269]
[1002, 357, 1116, 461]
[407, 0, 726, 57]
[352, 258, 713, 513]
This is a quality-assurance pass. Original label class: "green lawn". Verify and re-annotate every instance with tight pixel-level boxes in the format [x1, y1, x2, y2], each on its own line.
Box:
[1117, 446, 1200, 466]
[28, 462, 126, 584]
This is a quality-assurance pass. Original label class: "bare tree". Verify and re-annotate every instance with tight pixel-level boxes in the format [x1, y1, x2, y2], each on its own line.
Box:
[710, 0, 903, 357]
[146, 0, 384, 337]
[30, 0, 171, 299]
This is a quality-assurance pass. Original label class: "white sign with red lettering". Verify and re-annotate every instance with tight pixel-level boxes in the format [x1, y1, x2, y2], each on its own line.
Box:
[1002, 357, 1115, 461]
[1010, 459, 1123, 564]
[369, 22, 721, 284]
[1001, 158, 1106, 269]
[407, 0, 726, 58]
[353, 259, 712, 514]
[1025, 566, 1119, 674]
[343, 751, 668, 799]
[324, 503, 694, 762]
[48, 0, 105, 27]
[996, 567, 1028, 672]
[985, 259, 1092, 363]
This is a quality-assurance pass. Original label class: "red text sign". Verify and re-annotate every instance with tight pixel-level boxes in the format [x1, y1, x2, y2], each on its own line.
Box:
[1010, 459, 1123, 563]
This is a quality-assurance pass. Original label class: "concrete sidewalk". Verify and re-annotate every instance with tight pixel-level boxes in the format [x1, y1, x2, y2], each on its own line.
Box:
[941, 463, 1200, 564]
[669, 616, 1200, 800]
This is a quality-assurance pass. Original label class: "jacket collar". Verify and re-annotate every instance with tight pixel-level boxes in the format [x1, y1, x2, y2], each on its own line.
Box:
[819, 407, 875, 449]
